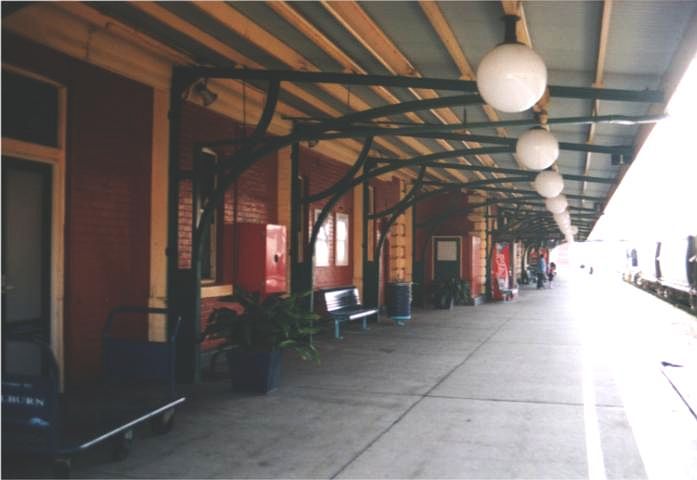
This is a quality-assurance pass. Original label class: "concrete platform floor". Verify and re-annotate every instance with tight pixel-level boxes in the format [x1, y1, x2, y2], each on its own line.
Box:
[7, 272, 697, 479]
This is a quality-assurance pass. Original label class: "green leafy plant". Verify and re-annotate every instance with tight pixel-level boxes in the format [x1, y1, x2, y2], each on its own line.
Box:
[452, 278, 472, 306]
[202, 288, 321, 363]
[431, 277, 472, 308]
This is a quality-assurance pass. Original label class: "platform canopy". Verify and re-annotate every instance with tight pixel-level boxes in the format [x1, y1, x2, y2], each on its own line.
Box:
[73, 1, 697, 240]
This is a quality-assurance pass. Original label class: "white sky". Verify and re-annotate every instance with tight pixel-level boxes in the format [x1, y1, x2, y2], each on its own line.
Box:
[589, 54, 697, 242]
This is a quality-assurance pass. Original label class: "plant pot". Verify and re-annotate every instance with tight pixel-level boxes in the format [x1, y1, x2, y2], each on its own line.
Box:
[433, 294, 454, 310]
[226, 349, 281, 394]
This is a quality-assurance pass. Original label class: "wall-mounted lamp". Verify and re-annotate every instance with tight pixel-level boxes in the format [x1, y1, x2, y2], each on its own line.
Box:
[194, 79, 218, 107]
[611, 153, 632, 166]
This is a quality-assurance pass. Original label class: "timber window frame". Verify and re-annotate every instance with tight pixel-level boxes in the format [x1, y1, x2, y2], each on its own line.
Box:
[195, 147, 218, 283]
[314, 208, 332, 267]
[335, 212, 349, 266]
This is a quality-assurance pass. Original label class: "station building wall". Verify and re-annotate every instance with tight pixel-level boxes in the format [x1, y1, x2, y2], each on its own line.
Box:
[3, 10, 418, 384]
[414, 191, 479, 296]
[299, 148, 354, 289]
[3, 35, 153, 385]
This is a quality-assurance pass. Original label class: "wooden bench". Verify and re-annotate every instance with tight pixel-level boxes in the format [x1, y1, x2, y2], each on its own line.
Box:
[322, 287, 378, 339]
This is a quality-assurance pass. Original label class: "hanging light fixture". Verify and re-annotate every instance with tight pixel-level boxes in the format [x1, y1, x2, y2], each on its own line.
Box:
[554, 211, 571, 229]
[569, 225, 579, 235]
[516, 128, 559, 170]
[476, 15, 547, 113]
[534, 170, 564, 198]
[555, 212, 570, 224]
[545, 194, 568, 214]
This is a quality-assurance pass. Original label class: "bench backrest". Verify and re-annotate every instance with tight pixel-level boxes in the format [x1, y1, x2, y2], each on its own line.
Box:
[323, 287, 361, 313]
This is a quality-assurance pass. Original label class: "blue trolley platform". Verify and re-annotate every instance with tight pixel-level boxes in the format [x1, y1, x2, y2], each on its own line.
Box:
[2, 307, 186, 477]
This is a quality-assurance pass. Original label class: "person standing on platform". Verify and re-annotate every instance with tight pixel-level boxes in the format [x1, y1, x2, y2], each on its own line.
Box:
[548, 262, 557, 288]
[536, 253, 547, 289]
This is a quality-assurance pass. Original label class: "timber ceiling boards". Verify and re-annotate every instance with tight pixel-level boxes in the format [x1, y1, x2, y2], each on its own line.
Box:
[71, 1, 697, 239]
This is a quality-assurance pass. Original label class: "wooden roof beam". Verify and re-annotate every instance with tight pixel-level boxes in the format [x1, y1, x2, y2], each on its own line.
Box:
[418, 1, 509, 139]
[132, 1, 419, 178]
[264, 1, 466, 183]
[582, 0, 613, 196]
[501, 0, 550, 118]
[321, 0, 508, 186]
[189, 2, 424, 166]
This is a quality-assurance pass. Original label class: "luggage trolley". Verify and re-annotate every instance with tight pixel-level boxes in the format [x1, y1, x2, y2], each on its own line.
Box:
[2, 307, 186, 477]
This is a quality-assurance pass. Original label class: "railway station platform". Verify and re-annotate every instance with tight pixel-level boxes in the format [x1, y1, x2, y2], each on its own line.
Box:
[23, 272, 690, 479]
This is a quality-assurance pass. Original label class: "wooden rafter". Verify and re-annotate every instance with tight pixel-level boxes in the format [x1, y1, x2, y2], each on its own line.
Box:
[192, 2, 456, 183]
[214, 3, 420, 163]
[500, 1, 550, 118]
[499, 0, 562, 181]
[261, 1, 466, 183]
[582, 0, 613, 196]
[133, 1, 417, 173]
[320, 0, 510, 184]
[418, 1, 508, 139]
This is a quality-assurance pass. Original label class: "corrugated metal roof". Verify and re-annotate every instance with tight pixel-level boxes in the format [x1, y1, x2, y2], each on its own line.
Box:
[361, 2, 462, 78]
[607, 1, 697, 76]
[526, 1, 600, 73]
[53, 1, 697, 240]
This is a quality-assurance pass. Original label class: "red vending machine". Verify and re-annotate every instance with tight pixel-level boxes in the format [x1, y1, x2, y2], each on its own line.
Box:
[235, 224, 287, 296]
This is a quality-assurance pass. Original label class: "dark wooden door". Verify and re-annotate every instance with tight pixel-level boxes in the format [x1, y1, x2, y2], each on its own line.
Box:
[433, 237, 461, 281]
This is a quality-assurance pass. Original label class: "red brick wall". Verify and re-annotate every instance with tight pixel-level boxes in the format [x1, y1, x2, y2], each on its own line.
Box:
[3, 35, 153, 385]
[299, 148, 353, 289]
[177, 103, 239, 271]
[414, 191, 473, 290]
[177, 105, 277, 348]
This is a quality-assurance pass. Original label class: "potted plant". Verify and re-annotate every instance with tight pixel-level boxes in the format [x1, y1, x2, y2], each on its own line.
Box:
[453, 278, 473, 306]
[431, 279, 454, 309]
[202, 288, 320, 394]
[431, 277, 472, 309]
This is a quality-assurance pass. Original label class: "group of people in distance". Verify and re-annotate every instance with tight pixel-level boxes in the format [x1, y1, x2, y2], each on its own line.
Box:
[536, 254, 556, 289]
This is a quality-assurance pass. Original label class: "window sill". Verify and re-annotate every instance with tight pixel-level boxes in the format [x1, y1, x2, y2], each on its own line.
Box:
[201, 284, 233, 299]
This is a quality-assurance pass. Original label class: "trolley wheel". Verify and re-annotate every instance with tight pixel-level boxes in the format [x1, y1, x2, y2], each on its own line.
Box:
[150, 408, 176, 434]
[52, 457, 72, 479]
[111, 428, 134, 461]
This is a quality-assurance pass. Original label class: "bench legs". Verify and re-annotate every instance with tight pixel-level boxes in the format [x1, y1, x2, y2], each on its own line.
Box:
[334, 316, 371, 340]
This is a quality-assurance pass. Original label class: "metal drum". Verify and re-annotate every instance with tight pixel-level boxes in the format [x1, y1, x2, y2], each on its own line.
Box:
[386, 282, 412, 326]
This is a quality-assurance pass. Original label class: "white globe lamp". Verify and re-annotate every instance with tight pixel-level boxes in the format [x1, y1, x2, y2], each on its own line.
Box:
[534, 170, 564, 198]
[554, 211, 570, 227]
[516, 128, 559, 170]
[569, 225, 579, 235]
[476, 16, 547, 113]
[545, 194, 568, 214]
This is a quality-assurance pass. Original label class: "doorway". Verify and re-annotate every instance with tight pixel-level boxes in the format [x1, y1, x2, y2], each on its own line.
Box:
[2, 157, 53, 342]
[433, 236, 461, 281]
